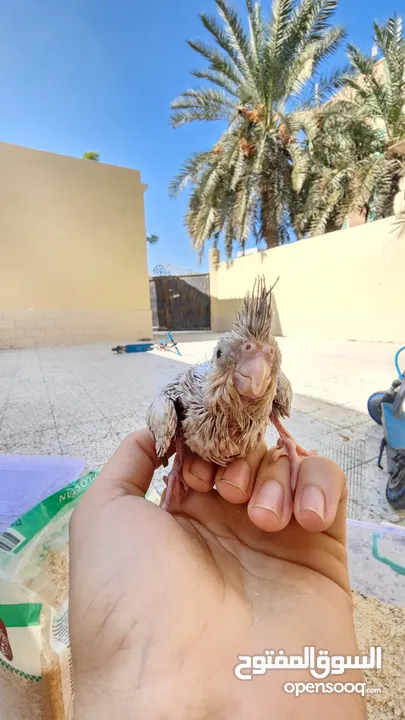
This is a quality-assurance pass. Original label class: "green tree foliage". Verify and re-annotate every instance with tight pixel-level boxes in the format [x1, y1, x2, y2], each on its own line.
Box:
[170, 0, 346, 256]
[299, 15, 405, 234]
[82, 151, 100, 161]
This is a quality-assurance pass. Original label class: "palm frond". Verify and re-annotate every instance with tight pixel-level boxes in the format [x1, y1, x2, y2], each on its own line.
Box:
[283, 26, 345, 101]
[230, 147, 247, 191]
[187, 39, 241, 86]
[299, 64, 351, 107]
[197, 13, 246, 79]
[267, 0, 296, 108]
[269, 0, 296, 57]
[346, 44, 389, 119]
[289, 143, 309, 192]
[171, 88, 235, 127]
[232, 177, 252, 248]
[280, 0, 339, 69]
[215, 0, 257, 89]
[169, 151, 212, 197]
[245, 0, 264, 64]
[306, 0, 339, 40]
[191, 69, 238, 96]
[373, 17, 405, 140]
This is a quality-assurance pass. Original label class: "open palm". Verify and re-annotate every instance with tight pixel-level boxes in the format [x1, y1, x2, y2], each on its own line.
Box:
[70, 430, 366, 720]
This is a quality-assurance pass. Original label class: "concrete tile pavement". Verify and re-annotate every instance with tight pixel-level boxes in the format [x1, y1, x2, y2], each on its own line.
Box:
[0, 334, 403, 525]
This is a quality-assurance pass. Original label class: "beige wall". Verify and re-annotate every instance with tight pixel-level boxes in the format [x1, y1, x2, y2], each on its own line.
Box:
[210, 217, 404, 343]
[0, 142, 152, 348]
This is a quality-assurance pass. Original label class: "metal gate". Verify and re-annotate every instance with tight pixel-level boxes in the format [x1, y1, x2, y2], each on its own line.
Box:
[149, 274, 210, 331]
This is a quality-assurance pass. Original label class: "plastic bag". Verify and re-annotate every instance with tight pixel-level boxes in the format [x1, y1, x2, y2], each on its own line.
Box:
[0, 471, 98, 720]
[0, 454, 84, 533]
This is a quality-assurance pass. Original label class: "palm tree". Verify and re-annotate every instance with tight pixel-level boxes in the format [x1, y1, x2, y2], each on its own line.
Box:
[302, 15, 405, 234]
[170, 0, 346, 256]
[293, 105, 383, 236]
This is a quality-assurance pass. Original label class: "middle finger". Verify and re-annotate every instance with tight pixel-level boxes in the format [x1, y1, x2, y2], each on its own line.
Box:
[248, 453, 294, 531]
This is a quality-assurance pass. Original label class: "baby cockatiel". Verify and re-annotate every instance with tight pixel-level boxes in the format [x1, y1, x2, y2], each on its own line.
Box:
[147, 276, 313, 510]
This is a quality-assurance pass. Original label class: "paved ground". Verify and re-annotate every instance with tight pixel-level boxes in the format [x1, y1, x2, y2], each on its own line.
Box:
[0, 333, 403, 525]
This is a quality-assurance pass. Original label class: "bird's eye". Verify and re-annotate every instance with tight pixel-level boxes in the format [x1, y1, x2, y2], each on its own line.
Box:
[216, 348, 222, 359]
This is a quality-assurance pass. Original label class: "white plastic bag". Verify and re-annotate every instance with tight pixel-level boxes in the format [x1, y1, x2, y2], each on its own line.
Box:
[0, 471, 97, 720]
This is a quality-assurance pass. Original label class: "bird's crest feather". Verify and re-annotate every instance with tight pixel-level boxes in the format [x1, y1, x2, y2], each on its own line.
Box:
[233, 275, 279, 342]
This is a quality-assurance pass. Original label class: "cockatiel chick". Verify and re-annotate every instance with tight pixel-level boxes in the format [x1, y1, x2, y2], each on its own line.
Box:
[147, 276, 314, 510]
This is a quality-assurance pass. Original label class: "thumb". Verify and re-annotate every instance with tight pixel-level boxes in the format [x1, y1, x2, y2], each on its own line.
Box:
[94, 429, 168, 500]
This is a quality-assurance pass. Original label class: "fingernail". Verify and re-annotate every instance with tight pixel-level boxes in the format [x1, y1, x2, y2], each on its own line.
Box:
[220, 463, 251, 494]
[252, 481, 283, 519]
[299, 485, 325, 521]
[190, 459, 212, 485]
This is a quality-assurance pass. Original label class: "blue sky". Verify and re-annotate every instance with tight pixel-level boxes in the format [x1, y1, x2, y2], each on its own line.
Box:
[0, 0, 400, 272]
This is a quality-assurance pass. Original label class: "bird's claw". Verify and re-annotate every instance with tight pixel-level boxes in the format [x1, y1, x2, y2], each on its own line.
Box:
[161, 435, 188, 511]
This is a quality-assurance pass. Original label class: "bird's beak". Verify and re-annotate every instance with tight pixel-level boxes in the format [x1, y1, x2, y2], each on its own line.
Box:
[234, 342, 274, 399]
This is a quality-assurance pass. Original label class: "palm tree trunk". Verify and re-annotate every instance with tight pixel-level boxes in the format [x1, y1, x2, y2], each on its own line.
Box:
[264, 228, 279, 248]
[261, 183, 279, 248]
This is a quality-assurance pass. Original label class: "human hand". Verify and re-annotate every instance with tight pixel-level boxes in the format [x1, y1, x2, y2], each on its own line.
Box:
[70, 430, 366, 720]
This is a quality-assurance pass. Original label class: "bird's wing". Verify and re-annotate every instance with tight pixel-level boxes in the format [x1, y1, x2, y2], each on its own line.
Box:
[182, 360, 211, 390]
[146, 377, 183, 460]
[146, 361, 212, 460]
[273, 370, 293, 418]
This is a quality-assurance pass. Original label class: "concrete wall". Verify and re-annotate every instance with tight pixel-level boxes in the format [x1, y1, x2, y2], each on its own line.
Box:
[0, 142, 152, 348]
[210, 217, 404, 343]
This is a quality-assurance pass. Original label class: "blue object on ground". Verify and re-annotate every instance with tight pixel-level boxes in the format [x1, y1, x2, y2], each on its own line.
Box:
[166, 332, 181, 356]
[124, 343, 154, 353]
[112, 336, 181, 355]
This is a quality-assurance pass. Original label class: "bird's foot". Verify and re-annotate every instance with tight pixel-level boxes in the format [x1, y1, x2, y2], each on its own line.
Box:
[161, 436, 188, 511]
[269, 437, 317, 492]
[270, 414, 317, 492]
[162, 469, 188, 510]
